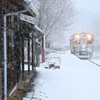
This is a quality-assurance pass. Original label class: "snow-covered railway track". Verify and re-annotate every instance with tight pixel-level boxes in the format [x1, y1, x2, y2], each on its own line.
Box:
[88, 60, 100, 67]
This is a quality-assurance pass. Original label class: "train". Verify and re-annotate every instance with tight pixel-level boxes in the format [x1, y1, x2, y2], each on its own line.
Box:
[70, 32, 94, 58]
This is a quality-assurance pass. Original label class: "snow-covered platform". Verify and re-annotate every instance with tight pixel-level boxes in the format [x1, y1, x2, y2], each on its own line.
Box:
[24, 51, 100, 100]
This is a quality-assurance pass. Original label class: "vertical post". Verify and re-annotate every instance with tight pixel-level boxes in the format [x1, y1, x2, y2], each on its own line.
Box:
[16, 31, 20, 81]
[42, 35, 45, 63]
[22, 31, 24, 80]
[32, 31, 34, 71]
[0, 68, 3, 100]
[4, 15, 7, 100]
[28, 31, 30, 74]
[17, 17, 21, 82]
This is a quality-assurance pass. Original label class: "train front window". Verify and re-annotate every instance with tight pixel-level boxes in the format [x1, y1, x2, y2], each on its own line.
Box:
[75, 40, 80, 44]
[87, 40, 92, 44]
[81, 38, 85, 44]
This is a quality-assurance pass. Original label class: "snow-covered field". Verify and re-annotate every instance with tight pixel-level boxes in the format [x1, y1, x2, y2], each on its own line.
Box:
[24, 50, 100, 100]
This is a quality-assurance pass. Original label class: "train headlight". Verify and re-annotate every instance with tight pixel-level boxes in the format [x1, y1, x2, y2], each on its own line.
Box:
[75, 34, 80, 39]
[86, 34, 92, 39]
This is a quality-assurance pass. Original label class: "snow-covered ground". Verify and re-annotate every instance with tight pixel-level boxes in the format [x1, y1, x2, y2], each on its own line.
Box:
[24, 50, 100, 100]
[91, 53, 100, 65]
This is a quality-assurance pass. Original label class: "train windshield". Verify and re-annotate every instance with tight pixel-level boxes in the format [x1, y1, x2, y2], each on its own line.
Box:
[81, 38, 85, 44]
[86, 34, 93, 45]
[87, 39, 92, 44]
[75, 40, 80, 44]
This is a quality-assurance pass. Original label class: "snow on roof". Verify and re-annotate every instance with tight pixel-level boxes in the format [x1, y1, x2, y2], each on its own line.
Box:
[20, 14, 36, 25]
[20, 14, 43, 33]
[24, 0, 39, 16]
[29, 4, 39, 15]
[34, 25, 43, 33]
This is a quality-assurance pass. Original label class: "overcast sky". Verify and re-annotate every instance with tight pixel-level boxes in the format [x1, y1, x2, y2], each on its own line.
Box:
[75, 0, 100, 13]
[71, 0, 100, 32]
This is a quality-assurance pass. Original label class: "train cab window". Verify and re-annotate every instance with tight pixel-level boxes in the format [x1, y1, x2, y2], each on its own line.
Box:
[75, 40, 80, 44]
[87, 40, 92, 44]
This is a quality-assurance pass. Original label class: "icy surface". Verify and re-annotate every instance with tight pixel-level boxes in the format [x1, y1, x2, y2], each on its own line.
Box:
[24, 50, 100, 100]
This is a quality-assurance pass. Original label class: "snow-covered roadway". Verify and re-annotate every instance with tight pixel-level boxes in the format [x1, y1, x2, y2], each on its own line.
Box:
[25, 51, 100, 100]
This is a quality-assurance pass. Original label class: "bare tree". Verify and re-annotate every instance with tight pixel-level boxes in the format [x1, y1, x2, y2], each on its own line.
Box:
[38, 0, 76, 46]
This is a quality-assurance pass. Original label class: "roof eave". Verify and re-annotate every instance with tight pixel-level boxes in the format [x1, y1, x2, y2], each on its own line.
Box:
[24, 0, 39, 17]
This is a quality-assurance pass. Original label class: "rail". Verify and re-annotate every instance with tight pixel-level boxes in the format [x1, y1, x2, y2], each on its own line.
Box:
[88, 60, 100, 67]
